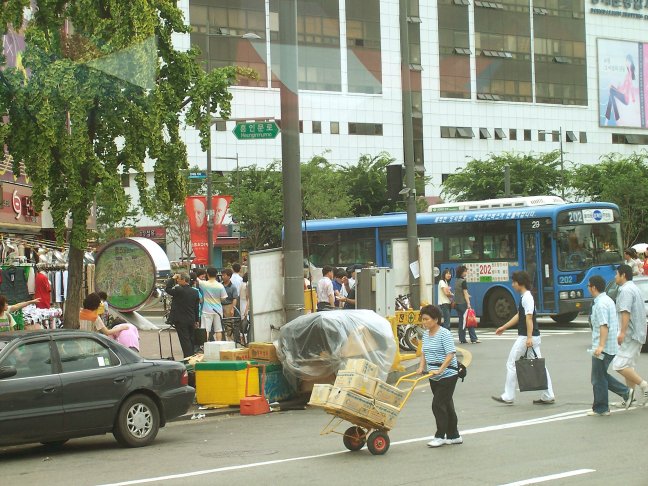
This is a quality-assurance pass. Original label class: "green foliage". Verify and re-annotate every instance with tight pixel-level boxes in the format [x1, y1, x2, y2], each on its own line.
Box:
[569, 151, 648, 246]
[301, 155, 352, 219]
[441, 151, 563, 201]
[339, 152, 398, 216]
[0, 1, 239, 326]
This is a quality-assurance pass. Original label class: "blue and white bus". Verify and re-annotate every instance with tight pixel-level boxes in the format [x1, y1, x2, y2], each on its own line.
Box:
[302, 196, 623, 324]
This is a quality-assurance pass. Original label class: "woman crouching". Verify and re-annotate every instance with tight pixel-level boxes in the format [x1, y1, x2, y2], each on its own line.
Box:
[416, 304, 462, 448]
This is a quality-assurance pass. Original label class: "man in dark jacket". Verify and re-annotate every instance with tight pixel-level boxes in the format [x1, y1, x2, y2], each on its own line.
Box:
[166, 273, 200, 358]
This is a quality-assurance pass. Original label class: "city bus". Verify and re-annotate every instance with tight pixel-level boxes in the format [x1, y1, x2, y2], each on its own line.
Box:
[301, 196, 623, 324]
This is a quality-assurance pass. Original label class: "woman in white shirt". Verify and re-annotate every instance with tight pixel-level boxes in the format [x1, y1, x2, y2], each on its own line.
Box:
[438, 269, 453, 329]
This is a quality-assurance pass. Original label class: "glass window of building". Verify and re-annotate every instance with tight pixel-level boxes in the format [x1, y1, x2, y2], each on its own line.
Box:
[270, 0, 342, 91]
[189, 0, 268, 87]
[346, 0, 382, 94]
[330, 121, 340, 134]
[475, 0, 532, 102]
[533, 0, 587, 105]
[312, 121, 322, 134]
[438, 0, 471, 99]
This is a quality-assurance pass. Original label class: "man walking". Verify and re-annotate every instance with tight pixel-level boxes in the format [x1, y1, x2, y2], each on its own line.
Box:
[198, 267, 228, 341]
[587, 275, 632, 416]
[612, 264, 648, 406]
[165, 273, 200, 358]
[492, 271, 555, 405]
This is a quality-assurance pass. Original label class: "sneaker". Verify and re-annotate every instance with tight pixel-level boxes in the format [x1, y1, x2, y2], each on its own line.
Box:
[612, 398, 635, 408]
[641, 387, 648, 405]
[491, 395, 513, 405]
[427, 437, 446, 448]
[471, 340, 481, 344]
[533, 398, 555, 405]
[445, 436, 463, 445]
[624, 388, 635, 410]
[586, 410, 610, 416]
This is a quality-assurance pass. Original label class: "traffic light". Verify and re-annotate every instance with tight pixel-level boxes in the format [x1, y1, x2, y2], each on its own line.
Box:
[386, 164, 404, 201]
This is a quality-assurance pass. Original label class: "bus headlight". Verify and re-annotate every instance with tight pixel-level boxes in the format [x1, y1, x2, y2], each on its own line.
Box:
[560, 292, 569, 299]
[569, 291, 576, 298]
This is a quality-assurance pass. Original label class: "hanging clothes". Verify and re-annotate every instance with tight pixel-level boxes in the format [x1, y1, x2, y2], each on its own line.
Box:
[27, 266, 35, 294]
[0, 266, 31, 304]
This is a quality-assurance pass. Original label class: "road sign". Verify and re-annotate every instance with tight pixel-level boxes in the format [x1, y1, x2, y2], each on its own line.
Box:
[189, 171, 206, 179]
[233, 121, 280, 140]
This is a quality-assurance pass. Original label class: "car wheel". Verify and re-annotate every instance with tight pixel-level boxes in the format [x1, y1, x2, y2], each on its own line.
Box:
[113, 394, 160, 448]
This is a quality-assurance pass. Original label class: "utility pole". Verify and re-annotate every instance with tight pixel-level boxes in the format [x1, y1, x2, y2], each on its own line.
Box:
[399, 0, 420, 308]
[504, 165, 511, 197]
[279, 0, 304, 322]
[559, 126, 565, 199]
[206, 98, 214, 267]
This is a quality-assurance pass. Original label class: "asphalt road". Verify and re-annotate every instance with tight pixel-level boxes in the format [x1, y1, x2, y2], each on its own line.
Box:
[3, 318, 648, 486]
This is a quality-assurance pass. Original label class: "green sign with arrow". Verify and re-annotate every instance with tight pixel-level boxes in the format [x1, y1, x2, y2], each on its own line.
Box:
[233, 121, 280, 140]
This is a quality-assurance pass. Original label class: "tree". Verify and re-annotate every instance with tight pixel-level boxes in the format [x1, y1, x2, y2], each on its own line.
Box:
[441, 151, 563, 201]
[570, 151, 648, 246]
[0, 2, 241, 327]
[301, 155, 352, 219]
[340, 152, 397, 216]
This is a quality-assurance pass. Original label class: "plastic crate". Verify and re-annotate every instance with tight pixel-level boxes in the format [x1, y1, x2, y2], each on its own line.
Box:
[264, 363, 296, 402]
[195, 361, 259, 405]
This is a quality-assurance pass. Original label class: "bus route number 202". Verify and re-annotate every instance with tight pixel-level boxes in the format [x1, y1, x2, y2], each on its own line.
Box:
[479, 264, 492, 275]
[558, 275, 575, 284]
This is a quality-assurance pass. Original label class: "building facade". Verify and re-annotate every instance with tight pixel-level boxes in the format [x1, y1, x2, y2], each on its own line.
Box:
[129, 0, 648, 258]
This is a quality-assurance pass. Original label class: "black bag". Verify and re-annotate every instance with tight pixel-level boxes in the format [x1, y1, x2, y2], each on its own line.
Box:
[515, 347, 548, 391]
[429, 361, 467, 382]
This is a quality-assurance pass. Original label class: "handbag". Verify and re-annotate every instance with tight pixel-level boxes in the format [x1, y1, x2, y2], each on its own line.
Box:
[464, 308, 478, 328]
[515, 347, 548, 391]
[429, 361, 467, 382]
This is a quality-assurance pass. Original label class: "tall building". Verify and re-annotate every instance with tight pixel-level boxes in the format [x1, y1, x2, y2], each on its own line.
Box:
[130, 0, 648, 259]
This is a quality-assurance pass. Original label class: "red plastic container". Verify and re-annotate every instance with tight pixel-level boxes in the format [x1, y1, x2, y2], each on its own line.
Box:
[240, 364, 270, 416]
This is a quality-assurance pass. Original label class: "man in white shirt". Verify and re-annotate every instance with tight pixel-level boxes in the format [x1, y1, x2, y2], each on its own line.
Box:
[316, 265, 335, 311]
[231, 262, 243, 293]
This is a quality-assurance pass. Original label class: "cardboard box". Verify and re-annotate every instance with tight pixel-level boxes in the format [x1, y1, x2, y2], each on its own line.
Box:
[299, 374, 336, 393]
[203, 341, 235, 361]
[371, 401, 401, 429]
[342, 358, 379, 378]
[334, 371, 377, 398]
[373, 380, 407, 408]
[326, 387, 374, 416]
[219, 349, 250, 361]
[249, 342, 280, 363]
[308, 384, 333, 408]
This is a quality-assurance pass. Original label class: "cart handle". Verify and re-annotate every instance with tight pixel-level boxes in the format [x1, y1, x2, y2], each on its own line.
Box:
[395, 371, 435, 387]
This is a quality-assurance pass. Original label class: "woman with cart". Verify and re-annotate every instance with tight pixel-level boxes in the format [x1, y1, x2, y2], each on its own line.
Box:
[416, 304, 462, 448]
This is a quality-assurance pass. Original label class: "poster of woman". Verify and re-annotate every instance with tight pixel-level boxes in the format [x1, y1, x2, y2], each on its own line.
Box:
[598, 39, 642, 128]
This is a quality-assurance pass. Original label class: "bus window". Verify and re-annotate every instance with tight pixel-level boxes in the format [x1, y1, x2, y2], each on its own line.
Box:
[448, 235, 480, 260]
[557, 223, 622, 270]
[338, 229, 375, 267]
[434, 238, 444, 264]
[306, 232, 338, 266]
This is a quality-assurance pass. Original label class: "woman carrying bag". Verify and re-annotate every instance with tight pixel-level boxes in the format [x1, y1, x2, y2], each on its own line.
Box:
[454, 265, 479, 344]
[417, 304, 462, 448]
[438, 269, 453, 329]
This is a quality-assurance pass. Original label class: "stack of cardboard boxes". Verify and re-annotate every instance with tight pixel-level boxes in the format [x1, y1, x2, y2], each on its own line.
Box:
[308, 359, 407, 429]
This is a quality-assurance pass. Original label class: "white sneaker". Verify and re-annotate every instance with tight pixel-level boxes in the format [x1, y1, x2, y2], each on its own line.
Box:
[445, 436, 463, 445]
[586, 410, 610, 416]
[640, 387, 648, 405]
[427, 437, 445, 448]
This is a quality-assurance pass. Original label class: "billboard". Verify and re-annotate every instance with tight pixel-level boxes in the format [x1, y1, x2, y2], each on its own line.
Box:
[184, 195, 232, 265]
[598, 39, 647, 129]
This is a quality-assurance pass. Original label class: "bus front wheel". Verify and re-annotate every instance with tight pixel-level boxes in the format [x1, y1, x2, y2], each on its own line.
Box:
[550, 312, 579, 324]
[487, 289, 516, 326]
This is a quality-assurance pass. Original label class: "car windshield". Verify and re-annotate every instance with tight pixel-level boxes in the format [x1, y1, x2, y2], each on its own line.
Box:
[556, 222, 623, 271]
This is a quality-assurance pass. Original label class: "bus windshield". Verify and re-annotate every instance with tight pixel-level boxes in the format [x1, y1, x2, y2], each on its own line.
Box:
[556, 222, 623, 271]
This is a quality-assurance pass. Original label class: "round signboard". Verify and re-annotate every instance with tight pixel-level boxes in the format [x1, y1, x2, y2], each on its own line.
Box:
[94, 238, 170, 313]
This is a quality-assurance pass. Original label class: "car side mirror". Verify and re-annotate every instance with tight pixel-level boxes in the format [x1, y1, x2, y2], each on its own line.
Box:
[0, 365, 17, 379]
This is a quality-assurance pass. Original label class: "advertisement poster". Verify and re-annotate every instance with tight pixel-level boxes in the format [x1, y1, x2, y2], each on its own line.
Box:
[598, 39, 646, 128]
[185, 195, 232, 264]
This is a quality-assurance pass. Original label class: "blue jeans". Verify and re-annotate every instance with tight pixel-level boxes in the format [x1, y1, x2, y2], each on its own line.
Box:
[440, 304, 451, 329]
[591, 353, 629, 413]
[456, 304, 477, 343]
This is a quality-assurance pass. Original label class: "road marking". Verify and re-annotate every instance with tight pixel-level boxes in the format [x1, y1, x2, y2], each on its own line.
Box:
[498, 469, 595, 485]
[99, 408, 596, 486]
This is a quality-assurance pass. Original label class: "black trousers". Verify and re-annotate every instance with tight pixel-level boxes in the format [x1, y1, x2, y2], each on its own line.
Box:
[429, 375, 459, 439]
[174, 322, 194, 358]
[605, 86, 628, 122]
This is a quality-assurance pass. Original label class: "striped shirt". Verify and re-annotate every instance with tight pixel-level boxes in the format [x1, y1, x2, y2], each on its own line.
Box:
[422, 326, 458, 381]
[591, 292, 619, 355]
[198, 279, 228, 315]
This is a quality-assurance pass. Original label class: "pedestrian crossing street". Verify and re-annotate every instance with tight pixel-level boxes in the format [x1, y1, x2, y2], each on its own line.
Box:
[468, 328, 590, 341]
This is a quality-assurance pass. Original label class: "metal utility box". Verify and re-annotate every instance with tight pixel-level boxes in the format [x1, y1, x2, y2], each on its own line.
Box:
[356, 267, 394, 317]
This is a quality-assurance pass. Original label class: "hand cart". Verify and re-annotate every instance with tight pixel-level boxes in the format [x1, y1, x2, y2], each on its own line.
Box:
[319, 371, 433, 455]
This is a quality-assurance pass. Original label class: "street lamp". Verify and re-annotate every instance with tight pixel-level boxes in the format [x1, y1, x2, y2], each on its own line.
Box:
[204, 32, 263, 267]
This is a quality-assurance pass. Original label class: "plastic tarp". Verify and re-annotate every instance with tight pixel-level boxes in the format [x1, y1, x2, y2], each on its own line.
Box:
[277, 309, 396, 381]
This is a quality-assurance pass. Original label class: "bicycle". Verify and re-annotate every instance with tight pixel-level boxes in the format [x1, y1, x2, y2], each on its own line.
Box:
[221, 306, 249, 347]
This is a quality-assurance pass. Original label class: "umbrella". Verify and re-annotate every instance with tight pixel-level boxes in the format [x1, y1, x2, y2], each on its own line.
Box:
[632, 243, 648, 254]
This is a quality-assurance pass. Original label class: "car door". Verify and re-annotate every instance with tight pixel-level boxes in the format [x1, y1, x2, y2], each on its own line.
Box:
[0, 338, 64, 445]
[55, 336, 132, 434]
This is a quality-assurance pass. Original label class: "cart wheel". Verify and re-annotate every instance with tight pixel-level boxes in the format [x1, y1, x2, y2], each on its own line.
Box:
[342, 426, 366, 451]
[367, 430, 390, 455]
